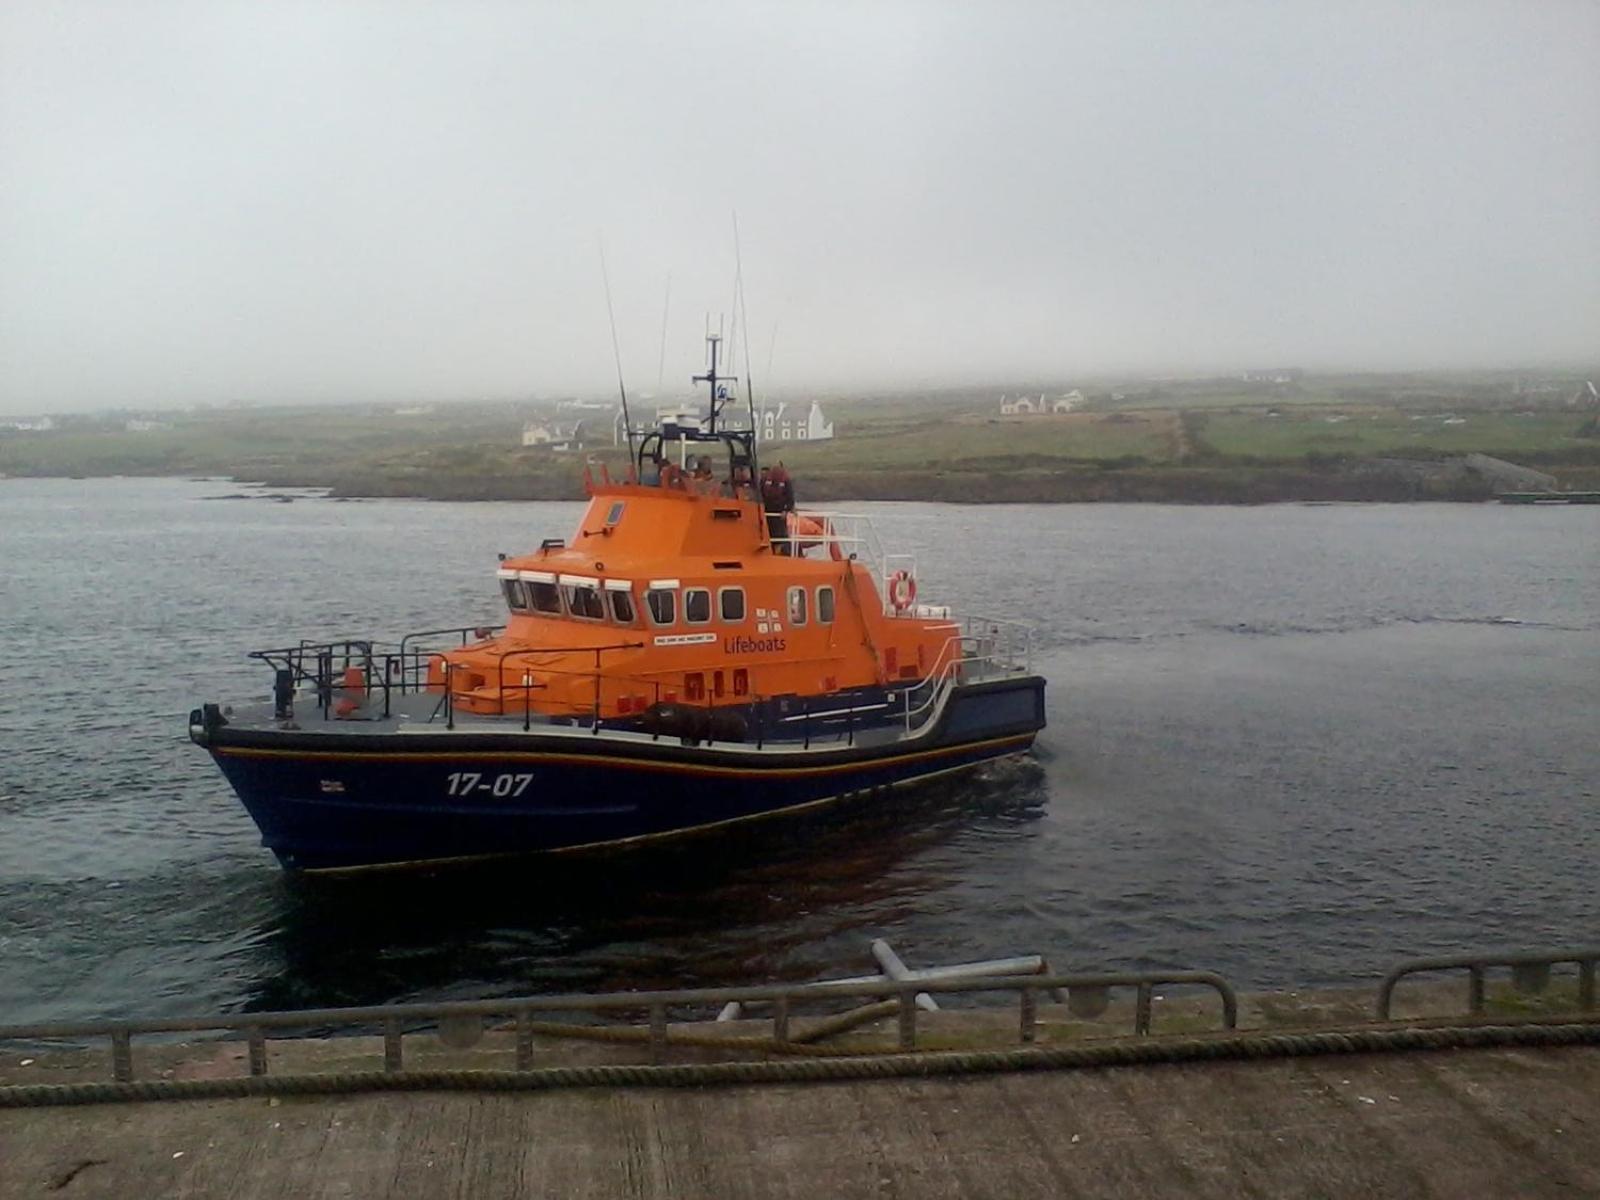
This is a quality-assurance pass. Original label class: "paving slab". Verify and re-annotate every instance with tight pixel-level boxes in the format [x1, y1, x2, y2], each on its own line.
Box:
[3, 1044, 1598, 1199]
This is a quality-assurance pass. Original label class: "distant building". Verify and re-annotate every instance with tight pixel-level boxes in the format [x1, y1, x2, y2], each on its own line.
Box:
[0, 416, 55, 432]
[124, 419, 170, 433]
[1001, 391, 1083, 415]
[718, 400, 835, 443]
[1241, 368, 1303, 384]
[522, 420, 591, 451]
[522, 421, 558, 447]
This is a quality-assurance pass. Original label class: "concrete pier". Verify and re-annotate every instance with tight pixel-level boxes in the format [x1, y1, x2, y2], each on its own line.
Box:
[4, 1042, 1598, 1197]
[4, 981, 1599, 1198]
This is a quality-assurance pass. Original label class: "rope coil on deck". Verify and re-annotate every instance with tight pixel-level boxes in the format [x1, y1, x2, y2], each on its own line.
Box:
[5, 1019, 1599, 1109]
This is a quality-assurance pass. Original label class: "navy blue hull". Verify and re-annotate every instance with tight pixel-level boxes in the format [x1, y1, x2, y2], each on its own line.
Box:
[202, 677, 1045, 871]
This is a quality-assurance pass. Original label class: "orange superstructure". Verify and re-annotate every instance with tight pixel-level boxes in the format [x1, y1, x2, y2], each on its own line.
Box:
[442, 470, 956, 723]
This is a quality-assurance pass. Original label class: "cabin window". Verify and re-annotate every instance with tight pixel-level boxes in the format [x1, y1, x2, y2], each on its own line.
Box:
[605, 501, 626, 526]
[609, 588, 636, 625]
[816, 586, 835, 624]
[563, 582, 605, 621]
[787, 586, 808, 626]
[684, 588, 712, 625]
[501, 579, 527, 611]
[646, 587, 676, 626]
[719, 587, 746, 622]
[526, 580, 562, 614]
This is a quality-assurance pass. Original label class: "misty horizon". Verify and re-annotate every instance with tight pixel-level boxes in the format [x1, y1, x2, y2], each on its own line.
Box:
[2, 2, 1597, 416]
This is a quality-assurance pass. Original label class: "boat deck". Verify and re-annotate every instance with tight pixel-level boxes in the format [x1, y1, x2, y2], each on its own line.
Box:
[216, 690, 921, 754]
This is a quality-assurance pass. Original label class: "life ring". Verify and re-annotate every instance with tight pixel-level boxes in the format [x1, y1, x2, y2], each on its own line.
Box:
[887, 569, 917, 613]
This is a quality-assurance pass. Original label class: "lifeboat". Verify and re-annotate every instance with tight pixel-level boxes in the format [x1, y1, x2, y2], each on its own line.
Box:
[189, 335, 1046, 871]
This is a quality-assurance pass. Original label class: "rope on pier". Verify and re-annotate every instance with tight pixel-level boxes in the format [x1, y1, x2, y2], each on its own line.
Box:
[4, 1019, 1600, 1109]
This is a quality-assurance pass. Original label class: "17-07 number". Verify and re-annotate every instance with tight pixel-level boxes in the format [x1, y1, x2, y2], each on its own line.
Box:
[445, 772, 533, 798]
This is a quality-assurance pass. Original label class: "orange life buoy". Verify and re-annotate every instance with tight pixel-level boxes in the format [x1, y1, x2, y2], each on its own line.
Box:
[888, 569, 917, 613]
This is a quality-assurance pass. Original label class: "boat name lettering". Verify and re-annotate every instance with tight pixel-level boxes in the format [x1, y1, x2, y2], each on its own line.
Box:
[653, 633, 718, 646]
[445, 772, 534, 798]
[723, 635, 788, 654]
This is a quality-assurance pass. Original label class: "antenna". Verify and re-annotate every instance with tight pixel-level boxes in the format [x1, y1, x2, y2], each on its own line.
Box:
[733, 211, 760, 458]
[597, 237, 635, 459]
[656, 273, 671, 395]
[693, 329, 733, 433]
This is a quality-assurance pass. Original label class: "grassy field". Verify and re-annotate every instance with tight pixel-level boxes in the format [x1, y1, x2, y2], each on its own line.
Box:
[4, 368, 1597, 502]
[1192, 409, 1593, 462]
[776, 412, 1174, 471]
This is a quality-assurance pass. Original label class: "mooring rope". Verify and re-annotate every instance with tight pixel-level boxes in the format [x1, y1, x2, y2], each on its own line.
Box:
[3, 1019, 1599, 1109]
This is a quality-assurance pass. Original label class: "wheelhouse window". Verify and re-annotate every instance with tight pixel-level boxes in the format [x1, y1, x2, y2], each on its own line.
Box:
[501, 578, 527, 611]
[684, 588, 712, 625]
[607, 585, 637, 625]
[605, 501, 626, 526]
[816, 586, 835, 624]
[523, 575, 562, 615]
[646, 586, 676, 626]
[787, 585, 808, 626]
[719, 587, 745, 622]
[562, 578, 605, 621]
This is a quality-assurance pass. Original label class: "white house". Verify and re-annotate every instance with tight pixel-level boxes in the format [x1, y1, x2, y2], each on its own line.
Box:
[521, 420, 591, 451]
[721, 400, 834, 442]
[764, 400, 833, 442]
[521, 421, 559, 447]
[1001, 391, 1082, 415]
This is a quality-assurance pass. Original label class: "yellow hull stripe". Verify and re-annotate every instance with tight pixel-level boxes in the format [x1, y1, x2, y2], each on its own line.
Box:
[213, 732, 1036, 780]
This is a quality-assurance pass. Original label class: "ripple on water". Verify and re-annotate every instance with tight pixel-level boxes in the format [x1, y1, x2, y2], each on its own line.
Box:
[0, 480, 1597, 1020]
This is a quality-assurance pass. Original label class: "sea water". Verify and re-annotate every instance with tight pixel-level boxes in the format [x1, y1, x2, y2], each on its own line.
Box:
[0, 477, 1595, 1023]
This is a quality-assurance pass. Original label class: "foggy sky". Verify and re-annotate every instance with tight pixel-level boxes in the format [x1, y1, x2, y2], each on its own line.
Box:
[1, 1, 1597, 414]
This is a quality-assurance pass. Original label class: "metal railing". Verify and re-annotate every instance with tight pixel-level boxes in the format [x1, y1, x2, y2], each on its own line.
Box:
[1377, 948, 1600, 1020]
[898, 619, 1036, 733]
[0, 970, 1238, 1081]
[247, 615, 1030, 747]
[250, 626, 505, 721]
[767, 511, 899, 590]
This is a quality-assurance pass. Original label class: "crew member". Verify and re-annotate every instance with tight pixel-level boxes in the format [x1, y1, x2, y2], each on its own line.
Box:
[760, 466, 788, 554]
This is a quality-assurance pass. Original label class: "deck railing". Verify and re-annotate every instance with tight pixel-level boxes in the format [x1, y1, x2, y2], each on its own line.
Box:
[247, 612, 1032, 748]
[898, 618, 1035, 733]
